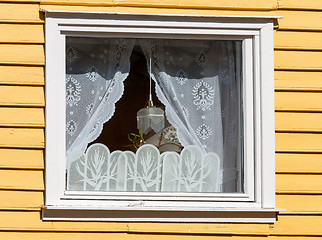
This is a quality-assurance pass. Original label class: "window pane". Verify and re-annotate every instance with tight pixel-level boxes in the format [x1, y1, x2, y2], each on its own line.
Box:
[65, 37, 243, 193]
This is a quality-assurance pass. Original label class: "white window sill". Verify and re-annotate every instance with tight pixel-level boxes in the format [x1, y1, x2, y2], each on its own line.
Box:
[43, 205, 282, 223]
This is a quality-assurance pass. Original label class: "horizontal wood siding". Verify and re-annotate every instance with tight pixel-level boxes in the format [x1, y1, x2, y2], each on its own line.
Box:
[0, 44, 44, 65]
[275, 71, 322, 91]
[40, 0, 277, 9]
[0, 24, 44, 43]
[273, 0, 322, 239]
[0, 148, 44, 169]
[0, 0, 321, 239]
[0, 233, 274, 240]
[0, 66, 44, 85]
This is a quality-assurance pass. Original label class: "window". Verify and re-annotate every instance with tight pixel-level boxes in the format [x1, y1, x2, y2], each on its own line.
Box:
[44, 11, 279, 222]
[65, 37, 243, 194]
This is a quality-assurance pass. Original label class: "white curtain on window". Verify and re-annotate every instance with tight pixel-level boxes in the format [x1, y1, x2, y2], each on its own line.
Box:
[66, 38, 241, 192]
[140, 39, 241, 191]
[65, 38, 135, 158]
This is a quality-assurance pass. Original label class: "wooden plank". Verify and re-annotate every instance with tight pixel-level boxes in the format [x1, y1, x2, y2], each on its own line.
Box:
[0, 148, 44, 169]
[40, 4, 277, 16]
[40, 0, 277, 10]
[276, 194, 322, 213]
[0, 107, 44, 127]
[276, 133, 322, 153]
[0, 24, 44, 43]
[274, 31, 322, 50]
[277, 11, 322, 31]
[276, 174, 322, 193]
[0, 128, 44, 148]
[278, 0, 322, 10]
[0, 190, 43, 210]
[0, 232, 271, 240]
[0, 66, 44, 85]
[275, 92, 322, 112]
[119, 235, 268, 240]
[0, 169, 44, 190]
[0, 3, 41, 21]
[0, 86, 44, 107]
[130, 216, 322, 235]
[0, 0, 40, 2]
[0, 44, 44, 65]
[4, 213, 322, 236]
[276, 112, 322, 132]
[275, 71, 322, 91]
[0, 232, 239, 240]
[275, 51, 322, 71]
[270, 237, 322, 240]
[272, 215, 322, 235]
[276, 153, 322, 173]
[0, 232, 130, 240]
[128, 222, 270, 235]
[0, 211, 128, 231]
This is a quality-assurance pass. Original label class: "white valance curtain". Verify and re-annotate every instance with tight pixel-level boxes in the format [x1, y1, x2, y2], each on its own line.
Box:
[66, 38, 241, 192]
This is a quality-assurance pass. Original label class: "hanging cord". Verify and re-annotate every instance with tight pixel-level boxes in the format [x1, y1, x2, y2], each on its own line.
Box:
[147, 45, 154, 107]
[149, 54, 152, 102]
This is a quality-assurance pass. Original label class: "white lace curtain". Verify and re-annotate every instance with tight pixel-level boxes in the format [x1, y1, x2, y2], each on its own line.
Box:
[65, 37, 135, 157]
[140, 39, 241, 192]
[66, 38, 241, 192]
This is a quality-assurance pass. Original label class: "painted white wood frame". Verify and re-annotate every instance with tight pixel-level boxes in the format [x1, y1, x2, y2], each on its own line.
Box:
[43, 10, 280, 222]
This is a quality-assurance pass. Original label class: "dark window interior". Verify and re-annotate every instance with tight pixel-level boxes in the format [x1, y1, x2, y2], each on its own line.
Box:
[92, 45, 163, 151]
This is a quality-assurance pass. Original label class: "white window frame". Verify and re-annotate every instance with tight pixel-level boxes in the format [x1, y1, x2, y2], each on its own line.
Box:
[43, 10, 280, 222]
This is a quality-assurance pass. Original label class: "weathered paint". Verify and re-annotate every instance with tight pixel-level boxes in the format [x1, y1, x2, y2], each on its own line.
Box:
[0, 0, 321, 239]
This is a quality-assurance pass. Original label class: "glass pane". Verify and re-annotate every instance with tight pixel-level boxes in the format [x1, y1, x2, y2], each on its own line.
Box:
[65, 37, 243, 193]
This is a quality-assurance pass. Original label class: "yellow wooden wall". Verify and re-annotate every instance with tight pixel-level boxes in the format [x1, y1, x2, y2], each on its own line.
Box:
[0, 0, 321, 239]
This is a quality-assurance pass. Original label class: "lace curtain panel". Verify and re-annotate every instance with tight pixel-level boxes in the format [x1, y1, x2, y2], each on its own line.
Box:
[66, 38, 242, 193]
[67, 143, 221, 192]
[140, 39, 242, 192]
[65, 37, 135, 157]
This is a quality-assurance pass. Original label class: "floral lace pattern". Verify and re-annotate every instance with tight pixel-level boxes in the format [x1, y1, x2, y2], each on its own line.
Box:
[85, 103, 94, 116]
[65, 38, 135, 156]
[196, 124, 213, 140]
[66, 46, 78, 64]
[192, 80, 215, 111]
[182, 106, 189, 118]
[86, 66, 99, 82]
[175, 69, 188, 85]
[66, 120, 77, 136]
[195, 51, 207, 66]
[66, 75, 81, 107]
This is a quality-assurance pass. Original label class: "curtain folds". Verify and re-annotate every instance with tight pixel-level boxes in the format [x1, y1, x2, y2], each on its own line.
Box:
[140, 39, 241, 191]
[65, 38, 135, 158]
[65, 38, 241, 192]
